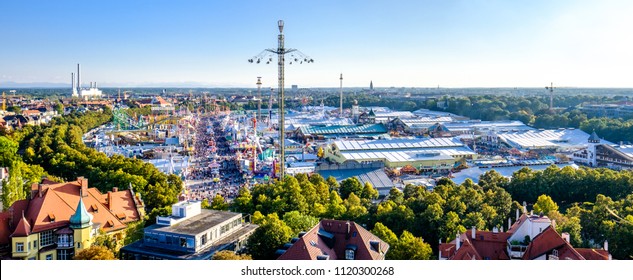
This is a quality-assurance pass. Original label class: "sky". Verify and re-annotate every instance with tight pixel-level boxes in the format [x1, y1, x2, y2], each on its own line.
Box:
[1, 0, 632, 88]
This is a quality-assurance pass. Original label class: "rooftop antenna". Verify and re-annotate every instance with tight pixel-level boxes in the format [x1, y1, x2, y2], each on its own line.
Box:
[545, 82, 556, 111]
[249, 20, 314, 179]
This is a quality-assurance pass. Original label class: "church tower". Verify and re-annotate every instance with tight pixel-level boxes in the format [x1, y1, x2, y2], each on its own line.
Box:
[370, 80, 374, 91]
[70, 193, 94, 254]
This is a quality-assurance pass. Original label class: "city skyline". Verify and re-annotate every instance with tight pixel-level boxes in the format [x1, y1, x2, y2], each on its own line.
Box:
[1, 0, 633, 88]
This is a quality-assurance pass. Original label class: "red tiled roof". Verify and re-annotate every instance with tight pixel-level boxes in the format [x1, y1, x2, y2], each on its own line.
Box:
[451, 237, 481, 260]
[522, 226, 585, 260]
[11, 215, 31, 237]
[441, 230, 510, 260]
[278, 219, 389, 260]
[22, 110, 41, 116]
[576, 248, 610, 260]
[0, 179, 143, 245]
[105, 189, 141, 223]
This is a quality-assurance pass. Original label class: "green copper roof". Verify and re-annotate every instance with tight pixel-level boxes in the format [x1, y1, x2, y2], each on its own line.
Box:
[70, 196, 93, 229]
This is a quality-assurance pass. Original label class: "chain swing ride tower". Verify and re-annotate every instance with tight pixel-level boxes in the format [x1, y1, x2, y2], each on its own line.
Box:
[249, 20, 313, 179]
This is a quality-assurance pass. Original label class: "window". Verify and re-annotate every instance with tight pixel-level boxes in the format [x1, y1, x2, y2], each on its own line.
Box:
[201, 234, 207, 246]
[345, 249, 355, 260]
[58, 234, 73, 247]
[40, 230, 54, 247]
[77, 242, 81, 249]
[16, 242, 24, 252]
[46, 254, 53, 260]
[33, 240, 37, 249]
[28, 242, 31, 251]
[180, 237, 187, 247]
[57, 250, 70, 260]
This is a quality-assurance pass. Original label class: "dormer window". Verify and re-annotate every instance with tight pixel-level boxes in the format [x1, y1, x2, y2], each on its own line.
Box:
[345, 249, 355, 260]
[345, 244, 357, 260]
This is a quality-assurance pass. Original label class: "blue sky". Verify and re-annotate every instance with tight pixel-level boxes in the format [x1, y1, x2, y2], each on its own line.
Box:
[1, 0, 632, 88]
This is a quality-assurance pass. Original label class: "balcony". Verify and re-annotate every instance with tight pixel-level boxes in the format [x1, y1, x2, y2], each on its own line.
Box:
[507, 241, 528, 259]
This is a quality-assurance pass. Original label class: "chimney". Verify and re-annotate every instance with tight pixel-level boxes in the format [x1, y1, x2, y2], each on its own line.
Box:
[112, 187, 118, 192]
[530, 210, 534, 216]
[38, 184, 43, 198]
[604, 240, 608, 252]
[500, 226, 504, 232]
[78, 177, 88, 197]
[108, 191, 113, 210]
[471, 226, 476, 239]
[516, 208, 520, 221]
[561, 232, 570, 243]
[551, 219, 556, 229]
[77, 64, 81, 92]
[492, 226, 499, 233]
[71, 72, 75, 90]
[508, 217, 512, 230]
[522, 201, 527, 213]
[455, 233, 461, 250]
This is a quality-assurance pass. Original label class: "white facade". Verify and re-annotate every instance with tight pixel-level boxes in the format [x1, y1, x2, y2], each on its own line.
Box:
[79, 88, 103, 100]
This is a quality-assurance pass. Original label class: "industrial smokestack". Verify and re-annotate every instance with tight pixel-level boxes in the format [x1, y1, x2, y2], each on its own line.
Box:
[71, 72, 75, 90]
[94, 82, 97, 89]
[77, 63, 81, 93]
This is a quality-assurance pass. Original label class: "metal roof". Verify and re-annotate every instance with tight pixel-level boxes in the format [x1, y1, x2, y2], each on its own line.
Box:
[339, 147, 474, 163]
[300, 123, 387, 135]
[334, 137, 464, 151]
[317, 168, 395, 191]
[496, 129, 613, 150]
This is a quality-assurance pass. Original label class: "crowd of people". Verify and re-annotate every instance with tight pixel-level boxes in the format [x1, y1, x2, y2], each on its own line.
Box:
[184, 114, 246, 203]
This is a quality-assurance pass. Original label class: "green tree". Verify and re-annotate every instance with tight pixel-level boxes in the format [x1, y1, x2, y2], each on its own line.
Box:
[533, 194, 559, 215]
[211, 194, 229, 211]
[371, 222, 398, 245]
[212, 250, 253, 260]
[231, 187, 254, 214]
[73, 245, 116, 260]
[0, 136, 18, 166]
[201, 198, 211, 209]
[339, 177, 363, 200]
[389, 231, 433, 260]
[282, 211, 319, 235]
[2, 161, 27, 210]
[247, 213, 293, 260]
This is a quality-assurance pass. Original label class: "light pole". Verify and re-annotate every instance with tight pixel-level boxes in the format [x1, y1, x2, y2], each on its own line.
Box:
[340, 73, 343, 116]
[249, 20, 313, 179]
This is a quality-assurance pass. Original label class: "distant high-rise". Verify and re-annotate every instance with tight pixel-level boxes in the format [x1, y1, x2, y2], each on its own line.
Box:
[370, 80, 373, 91]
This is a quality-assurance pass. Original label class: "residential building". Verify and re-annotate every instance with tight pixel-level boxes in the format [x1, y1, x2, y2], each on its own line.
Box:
[120, 201, 258, 260]
[439, 209, 611, 260]
[0, 177, 144, 260]
[277, 219, 389, 260]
